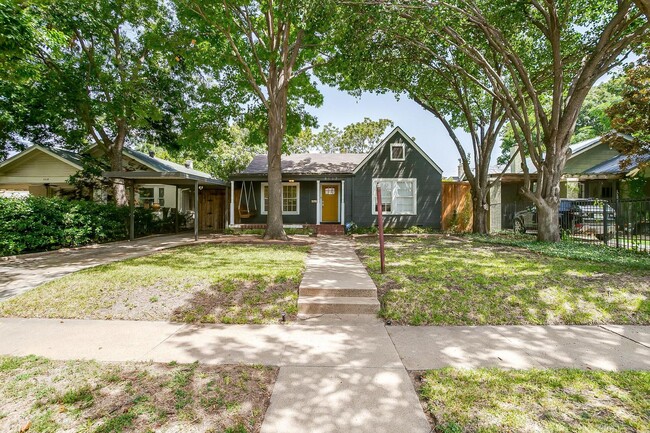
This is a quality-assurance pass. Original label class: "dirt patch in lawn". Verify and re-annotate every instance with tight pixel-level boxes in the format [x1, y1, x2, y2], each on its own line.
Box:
[0, 355, 277, 433]
[0, 243, 307, 324]
[171, 281, 298, 324]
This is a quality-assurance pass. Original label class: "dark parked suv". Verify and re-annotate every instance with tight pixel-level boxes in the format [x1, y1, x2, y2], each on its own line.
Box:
[514, 199, 616, 239]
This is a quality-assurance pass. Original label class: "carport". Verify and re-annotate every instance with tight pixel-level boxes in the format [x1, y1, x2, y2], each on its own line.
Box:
[103, 171, 228, 241]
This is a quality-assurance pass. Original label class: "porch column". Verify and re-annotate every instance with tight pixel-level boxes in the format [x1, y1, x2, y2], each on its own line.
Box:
[194, 180, 199, 241]
[229, 180, 235, 226]
[565, 177, 580, 199]
[129, 180, 135, 241]
[316, 180, 321, 225]
[174, 185, 179, 233]
[341, 180, 345, 225]
[489, 180, 502, 233]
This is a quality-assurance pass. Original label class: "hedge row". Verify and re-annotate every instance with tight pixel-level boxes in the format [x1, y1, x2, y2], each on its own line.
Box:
[0, 197, 164, 256]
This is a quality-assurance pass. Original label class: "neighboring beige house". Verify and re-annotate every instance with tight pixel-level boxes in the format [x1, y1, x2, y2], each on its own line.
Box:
[0, 144, 228, 235]
[489, 135, 650, 231]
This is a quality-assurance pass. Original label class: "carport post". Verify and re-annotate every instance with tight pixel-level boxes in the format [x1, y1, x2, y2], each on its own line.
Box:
[129, 180, 135, 241]
[175, 185, 179, 234]
[194, 180, 199, 241]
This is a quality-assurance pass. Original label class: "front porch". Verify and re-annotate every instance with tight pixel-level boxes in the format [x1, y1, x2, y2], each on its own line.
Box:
[104, 171, 228, 241]
[229, 178, 349, 228]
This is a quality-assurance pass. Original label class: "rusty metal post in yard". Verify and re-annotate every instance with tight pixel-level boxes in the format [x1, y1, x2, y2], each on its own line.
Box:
[377, 184, 386, 274]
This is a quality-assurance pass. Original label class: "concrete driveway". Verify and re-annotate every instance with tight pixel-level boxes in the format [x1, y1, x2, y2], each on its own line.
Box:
[0, 233, 205, 301]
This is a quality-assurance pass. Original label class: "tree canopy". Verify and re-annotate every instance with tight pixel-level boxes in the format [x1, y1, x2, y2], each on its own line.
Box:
[174, 0, 341, 239]
[573, 78, 624, 143]
[606, 53, 650, 169]
[405, 0, 648, 241]
[291, 118, 394, 153]
[0, 0, 192, 203]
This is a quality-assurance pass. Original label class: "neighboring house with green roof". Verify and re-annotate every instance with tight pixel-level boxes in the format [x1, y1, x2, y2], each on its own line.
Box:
[0, 144, 228, 233]
[489, 135, 650, 231]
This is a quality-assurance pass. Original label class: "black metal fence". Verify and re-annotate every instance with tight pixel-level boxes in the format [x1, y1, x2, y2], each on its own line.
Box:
[508, 198, 650, 252]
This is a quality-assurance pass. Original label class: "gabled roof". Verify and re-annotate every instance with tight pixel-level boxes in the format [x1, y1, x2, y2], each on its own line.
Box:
[0, 144, 83, 171]
[567, 137, 603, 159]
[511, 134, 630, 175]
[122, 148, 214, 179]
[353, 127, 443, 174]
[235, 126, 442, 178]
[0, 143, 225, 184]
[238, 153, 368, 176]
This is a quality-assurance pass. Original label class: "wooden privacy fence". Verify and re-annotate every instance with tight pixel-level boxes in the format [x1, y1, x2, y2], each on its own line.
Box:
[441, 181, 473, 232]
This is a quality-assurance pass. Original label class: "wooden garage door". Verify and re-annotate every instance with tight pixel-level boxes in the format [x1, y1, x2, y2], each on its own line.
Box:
[199, 189, 225, 231]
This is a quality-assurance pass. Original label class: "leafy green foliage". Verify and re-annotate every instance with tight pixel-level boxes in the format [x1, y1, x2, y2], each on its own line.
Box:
[291, 118, 394, 153]
[174, 0, 344, 237]
[140, 124, 265, 180]
[605, 54, 650, 170]
[1, 0, 187, 149]
[469, 233, 650, 270]
[573, 78, 623, 143]
[0, 197, 166, 256]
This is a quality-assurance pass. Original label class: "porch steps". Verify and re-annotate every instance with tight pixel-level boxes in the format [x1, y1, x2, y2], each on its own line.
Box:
[298, 296, 380, 315]
[299, 286, 377, 298]
[312, 224, 345, 236]
[297, 236, 380, 316]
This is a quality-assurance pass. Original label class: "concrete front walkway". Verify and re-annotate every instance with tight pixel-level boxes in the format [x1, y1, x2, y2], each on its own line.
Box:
[0, 233, 208, 301]
[298, 236, 380, 314]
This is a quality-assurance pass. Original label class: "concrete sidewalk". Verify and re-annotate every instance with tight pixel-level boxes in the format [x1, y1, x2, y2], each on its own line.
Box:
[1, 318, 648, 370]
[0, 233, 208, 301]
[1, 318, 649, 433]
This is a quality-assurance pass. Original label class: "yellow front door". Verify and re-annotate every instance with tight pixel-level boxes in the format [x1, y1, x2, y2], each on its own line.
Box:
[321, 184, 340, 223]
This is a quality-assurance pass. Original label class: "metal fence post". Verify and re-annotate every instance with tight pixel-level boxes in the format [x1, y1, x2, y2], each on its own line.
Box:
[603, 201, 608, 245]
[614, 197, 621, 248]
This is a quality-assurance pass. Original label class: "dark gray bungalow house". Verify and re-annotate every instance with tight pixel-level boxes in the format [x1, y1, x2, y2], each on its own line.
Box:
[229, 127, 443, 232]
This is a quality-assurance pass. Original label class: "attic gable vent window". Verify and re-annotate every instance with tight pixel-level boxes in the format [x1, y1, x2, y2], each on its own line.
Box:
[390, 141, 405, 161]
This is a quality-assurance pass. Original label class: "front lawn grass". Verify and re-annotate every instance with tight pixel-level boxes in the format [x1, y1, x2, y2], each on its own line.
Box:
[357, 236, 650, 325]
[0, 244, 309, 324]
[0, 355, 276, 433]
[469, 232, 650, 270]
[416, 368, 650, 433]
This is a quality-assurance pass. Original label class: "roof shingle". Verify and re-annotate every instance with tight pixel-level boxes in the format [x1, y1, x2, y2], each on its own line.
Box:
[239, 153, 367, 176]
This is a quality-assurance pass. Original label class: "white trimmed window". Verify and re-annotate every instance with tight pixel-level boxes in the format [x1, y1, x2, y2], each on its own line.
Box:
[390, 141, 405, 161]
[372, 178, 417, 215]
[261, 182, 300, 215]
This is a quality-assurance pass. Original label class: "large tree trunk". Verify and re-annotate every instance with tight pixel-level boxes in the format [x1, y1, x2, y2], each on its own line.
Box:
[471, 190, 489, 234]
[263, 92, 288, 241]
[532, 127, 572, 242]
[536, 200, 561, 242]
[108, 131, 127, 206]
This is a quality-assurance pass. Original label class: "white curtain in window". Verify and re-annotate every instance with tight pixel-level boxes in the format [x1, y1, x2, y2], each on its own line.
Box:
[373, 179, 416, 215]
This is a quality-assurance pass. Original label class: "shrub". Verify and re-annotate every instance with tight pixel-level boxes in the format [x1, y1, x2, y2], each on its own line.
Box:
[0, 197, 168, 256]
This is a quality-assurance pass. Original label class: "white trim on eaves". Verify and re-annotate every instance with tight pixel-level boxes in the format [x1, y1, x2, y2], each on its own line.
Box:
[0, 145, 83, 172]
